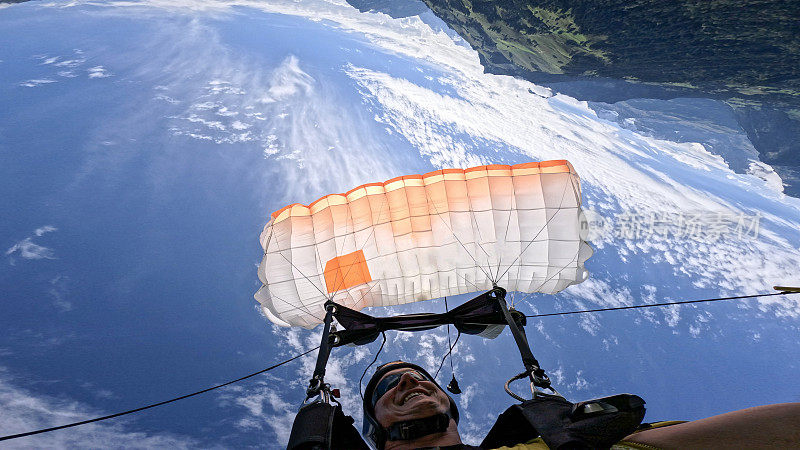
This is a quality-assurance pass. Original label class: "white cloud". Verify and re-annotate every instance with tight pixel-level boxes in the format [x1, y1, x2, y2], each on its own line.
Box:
[55, 58, 86, 68]
[18, 79, 56, 88]
[155, 94, 180, 104]
[6, 226, 58, 265]
[342, 50, 800, 319]
[5, 238, 55, 261]
[217, 381, 296, 443]
[34, 225, 57, 236]
[459, 383, 478, 410]
[87, 65, 112, 78]
[231, 120, 250, 130]
[572, 370, 589, 391]
[24, 2, 800, 442]
[0, 367, 202, 449]
[48, 275, 72, 311]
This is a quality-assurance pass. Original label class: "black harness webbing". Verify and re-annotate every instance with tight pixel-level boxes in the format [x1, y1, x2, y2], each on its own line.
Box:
[490, 288, 552, 390]
[481, 393, 646, 450]
[326, 290, 526, 347]
[307, 305, 335, 399]
[384, 412, 451, 442]
[289, 288, 646, 450]
[287, 401, 369, 450]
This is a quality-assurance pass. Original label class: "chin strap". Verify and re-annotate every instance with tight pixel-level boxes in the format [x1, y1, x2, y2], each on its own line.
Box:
[385, 412, 451, 442]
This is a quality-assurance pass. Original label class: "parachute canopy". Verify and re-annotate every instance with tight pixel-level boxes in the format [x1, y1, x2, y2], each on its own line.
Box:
[256, 161, 592, 328]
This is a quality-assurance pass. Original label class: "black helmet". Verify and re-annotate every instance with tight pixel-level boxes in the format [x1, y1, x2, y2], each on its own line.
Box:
[362, 361, 459, 449]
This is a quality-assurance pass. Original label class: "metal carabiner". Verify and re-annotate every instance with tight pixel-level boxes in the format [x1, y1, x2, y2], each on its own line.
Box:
[504, 369, 563, 402]
[303, 382, 332, 405]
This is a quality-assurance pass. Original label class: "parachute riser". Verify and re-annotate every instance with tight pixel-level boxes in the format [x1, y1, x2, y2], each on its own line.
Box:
[490, 288, 561, 400]
[305, 303, 337, 402]
[325, 292, 526, 347]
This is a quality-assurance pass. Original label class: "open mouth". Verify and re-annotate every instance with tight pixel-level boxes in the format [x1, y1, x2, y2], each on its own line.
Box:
[399, 391, 428, 405]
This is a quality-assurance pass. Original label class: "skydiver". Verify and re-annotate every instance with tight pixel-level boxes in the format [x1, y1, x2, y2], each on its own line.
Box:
[362, 360, 800, 450]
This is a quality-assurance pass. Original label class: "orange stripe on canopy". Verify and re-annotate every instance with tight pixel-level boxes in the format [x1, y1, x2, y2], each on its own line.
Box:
[269, 160, 573, 220]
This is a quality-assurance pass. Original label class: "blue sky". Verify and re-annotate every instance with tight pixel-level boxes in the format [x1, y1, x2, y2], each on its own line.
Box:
[1, 1, 799, 448]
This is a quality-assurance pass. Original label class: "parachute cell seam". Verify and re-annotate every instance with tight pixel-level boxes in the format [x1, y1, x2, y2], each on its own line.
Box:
[331, 193, 357, 297]
[264, 226, 579, 253]
[466, 173, 495, 283]
[496, 173, 572, 283]
[365, 194, 390, 308]
[533, 246, 581, 293]
[336, 195, 389, 309]
[308, 196, 328, 303]
[265, 281, 323, 323]
[423, 175, 493, 285]
[350, 268, 390, 312]
[261, 224, 328, 323]
[271, 261, 575, 296]
[402, 177, 424, 302]
[271, 239, 327, 323]
[494, 171, 518, 284]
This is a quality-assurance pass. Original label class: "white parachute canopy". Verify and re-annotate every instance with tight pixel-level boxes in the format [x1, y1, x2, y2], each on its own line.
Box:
[256, 161, 592, 328]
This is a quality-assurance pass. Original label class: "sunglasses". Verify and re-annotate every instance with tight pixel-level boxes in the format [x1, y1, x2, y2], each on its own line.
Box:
[371, 369, 429, 407]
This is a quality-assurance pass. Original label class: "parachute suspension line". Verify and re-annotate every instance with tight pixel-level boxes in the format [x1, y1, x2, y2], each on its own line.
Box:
[434, 297, 458, 381]
[350, 267, 390, 313]
[445, 297, 456, 377]
[533, 246, 581, 292]
[309, 197, 329, 297]
[274, 241, 328, 299]
[456, 270, 483, 293]
[509, 247, 582, 312]
[492, 172, 519, 284]
[523, 290, 799, 319]
[269, 228, 330, 321]
[269, 260, 327, 321]
[424, 186, 493, 282]
[434, 328, 461, 379]
[493, 202, 516, 283]
[466, 186, 496, 282]
[268, 199, 390, 321]
[358, 331, 387, 402]
[0, 346, 319, 442]
[268, 290, 325, 325]
[508, 246, 584, 310]
[260, 227, 322, 320]
[495, 173, 572, 284]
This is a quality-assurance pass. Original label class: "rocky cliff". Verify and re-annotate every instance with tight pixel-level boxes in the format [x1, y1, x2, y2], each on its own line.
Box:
[419, 0, 800, 194]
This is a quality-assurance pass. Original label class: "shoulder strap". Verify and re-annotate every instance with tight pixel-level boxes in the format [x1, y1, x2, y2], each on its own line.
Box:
[287, 401, 369, 450]
[481, 393, 646, 450]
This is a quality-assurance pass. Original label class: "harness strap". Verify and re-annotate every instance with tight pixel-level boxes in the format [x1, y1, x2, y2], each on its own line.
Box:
[287, 401, 369, 450]
[481, 393, 646, 450]
[385, 413, 451, 442]
[307, 304, 336, 399]
[490, 288, 551, 389]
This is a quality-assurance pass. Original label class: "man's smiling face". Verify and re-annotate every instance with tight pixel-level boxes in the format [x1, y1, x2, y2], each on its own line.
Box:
[373, 369, 451, 427]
